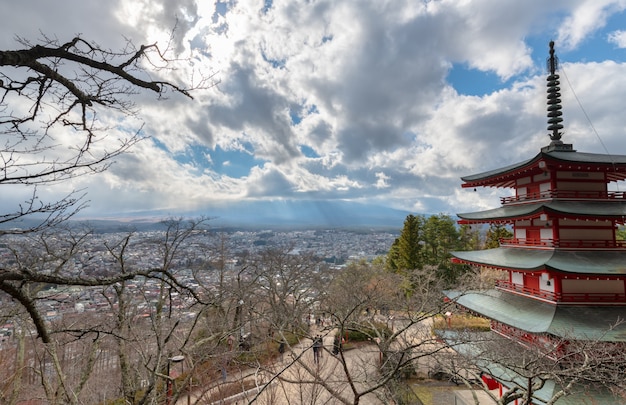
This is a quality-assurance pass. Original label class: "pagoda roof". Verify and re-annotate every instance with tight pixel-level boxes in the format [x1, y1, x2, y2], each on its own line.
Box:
[451, 247, 626, 275]
[461, 150, 626, 188]
[457, 200, 626, 223]
[446, 289, 626, 341]
[441, 331, 621, 404]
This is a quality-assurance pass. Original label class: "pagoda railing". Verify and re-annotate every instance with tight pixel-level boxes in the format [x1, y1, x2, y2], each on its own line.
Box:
[558, 292, 626, 303]
[500, 190, 626, 204]
[496, 280, 557, 301]
[491, 322, 565, 358]
[492, 321, 538, 345]
[496, 280, 626, 303]
[499, 238, 626, 249]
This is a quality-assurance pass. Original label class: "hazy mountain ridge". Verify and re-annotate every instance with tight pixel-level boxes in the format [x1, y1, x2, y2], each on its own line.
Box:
[196, 200, 412, 228]
[2, 200, 413, 232]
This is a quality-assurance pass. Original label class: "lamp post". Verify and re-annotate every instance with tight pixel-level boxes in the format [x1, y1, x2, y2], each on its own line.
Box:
[238, 299, 245, 339]
[166, 355, 185, 405]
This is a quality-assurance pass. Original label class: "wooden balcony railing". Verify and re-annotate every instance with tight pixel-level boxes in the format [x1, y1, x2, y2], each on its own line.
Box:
[499, 238, 626, 249]
[496, 280, 557, 301]
[491, 321, 541, 345]
[496, 280, 626, 303]
[500, 190, 626, 204]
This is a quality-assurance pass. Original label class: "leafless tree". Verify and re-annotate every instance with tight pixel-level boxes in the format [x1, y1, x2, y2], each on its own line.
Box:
[433, 305, 626, 404]
[0, 218, 220, 404]
[0, 32, 218, 402]
[0, 31, 214, 335]
[0, 34, 212, 234]
[416, 264, 626, 405]
[250, 246, 324, 335]
[1, 216, 460, 404]
[243, 261, 457, 405]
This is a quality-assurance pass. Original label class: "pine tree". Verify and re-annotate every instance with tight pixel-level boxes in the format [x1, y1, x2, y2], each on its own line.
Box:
[396, 214, 424, 270]
[388, 214, 473, 286]
[484, 224, 513, 249]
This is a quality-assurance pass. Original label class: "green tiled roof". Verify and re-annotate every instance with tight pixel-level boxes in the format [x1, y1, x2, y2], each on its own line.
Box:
[457, 200, 626, 221]
[549, 150, 626, 165]
[461, 156, 536, 182]
[442, 331, 621, 404]
[462, 150, 626, 183]
[446, 290, 626, 341]
[451, 247, 626, 274]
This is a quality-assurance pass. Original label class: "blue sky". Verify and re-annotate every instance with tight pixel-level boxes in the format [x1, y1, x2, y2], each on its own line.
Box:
[448, 8, 626, 96]
[3, 1, 626, 225]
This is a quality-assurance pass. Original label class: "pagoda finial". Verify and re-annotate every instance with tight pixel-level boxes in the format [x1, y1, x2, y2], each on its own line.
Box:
[546, 41, 563, 143]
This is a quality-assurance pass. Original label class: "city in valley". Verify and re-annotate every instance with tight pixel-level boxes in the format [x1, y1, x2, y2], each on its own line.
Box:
[0, 227, 399, 343]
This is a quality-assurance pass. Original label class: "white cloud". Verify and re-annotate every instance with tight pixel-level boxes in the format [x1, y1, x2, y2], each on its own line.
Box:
[608, 30, 626, 47]
[556, 0, 626, 50]
[375, 172, 390, 189]
[3, 0, 626, 221]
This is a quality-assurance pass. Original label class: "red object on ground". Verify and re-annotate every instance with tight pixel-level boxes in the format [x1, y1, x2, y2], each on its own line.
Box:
[481, 374, 500, 390]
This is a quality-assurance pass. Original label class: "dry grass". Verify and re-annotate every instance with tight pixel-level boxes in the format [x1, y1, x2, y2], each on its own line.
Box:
[432, 314, 490, 331]
[410, 382, 463, 405]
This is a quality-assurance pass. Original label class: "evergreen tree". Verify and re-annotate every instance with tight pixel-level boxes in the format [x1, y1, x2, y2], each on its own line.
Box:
[422, 214, 467, 284]
[458, 224, 482, 251]
[616, 225, 626, 241]
[388, 214, 473, 286]
[422, 214, 460, 266]
[388, 214, 424, 272]
[484, 223, 513, 249]
[386, 238, 400, 271]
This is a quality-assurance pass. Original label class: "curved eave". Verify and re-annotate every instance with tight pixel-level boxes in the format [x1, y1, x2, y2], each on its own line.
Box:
[461, 155, 539, 188]
[457, 200, 626, 223]
[440, 336, 620, 404]
[461, 151, 626, 188]
[451, 247, 626, 275]
[445, 289, 626, 341]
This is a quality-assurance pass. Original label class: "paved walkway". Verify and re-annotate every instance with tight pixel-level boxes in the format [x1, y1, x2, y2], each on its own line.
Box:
[175, 326, 388, 405]
[174, 315, 496, 404]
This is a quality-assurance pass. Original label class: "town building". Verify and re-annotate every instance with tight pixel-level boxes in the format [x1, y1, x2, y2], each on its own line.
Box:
[448, 42, 626, 404]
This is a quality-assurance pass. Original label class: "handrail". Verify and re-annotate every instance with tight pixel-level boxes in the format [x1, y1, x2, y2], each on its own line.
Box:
[500, 190, 626, 204]
[496, 280, 556, 300]
[499, 238, 626, 249]
[496, 280, 626, 303]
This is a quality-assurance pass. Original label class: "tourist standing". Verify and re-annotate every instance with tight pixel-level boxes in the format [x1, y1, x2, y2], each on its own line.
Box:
[312, 335, 322, 364]
[278, 341, 285, 362]
[333, 335, 340, 355]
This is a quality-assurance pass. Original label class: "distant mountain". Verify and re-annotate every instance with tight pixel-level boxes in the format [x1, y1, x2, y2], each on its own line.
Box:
[1, 200, 413, 232]
[194, 200, 411, 229]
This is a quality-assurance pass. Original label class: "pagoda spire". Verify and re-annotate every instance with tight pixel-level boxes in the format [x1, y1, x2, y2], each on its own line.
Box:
[542, 41, 574, 152]
[546, 41, 563, 142]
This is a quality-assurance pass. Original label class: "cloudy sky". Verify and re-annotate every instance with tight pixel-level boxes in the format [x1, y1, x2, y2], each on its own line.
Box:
[3, 0, 626, 224]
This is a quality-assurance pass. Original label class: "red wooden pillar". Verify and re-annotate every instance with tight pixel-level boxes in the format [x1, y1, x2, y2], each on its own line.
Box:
[553, 274, 562, 301]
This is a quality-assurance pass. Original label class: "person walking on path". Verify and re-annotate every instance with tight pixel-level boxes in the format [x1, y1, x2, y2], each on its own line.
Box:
[332, 334, 341, 355]
[312, 335, 322, 364]
[318, 335, 323, 360]
[278, 341, 285, 362]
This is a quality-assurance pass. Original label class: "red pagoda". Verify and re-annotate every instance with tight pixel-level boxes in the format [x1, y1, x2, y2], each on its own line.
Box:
[448, 42, 626, 404]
